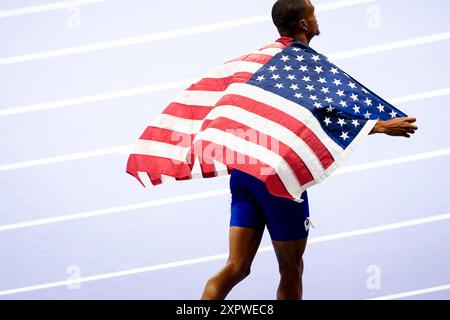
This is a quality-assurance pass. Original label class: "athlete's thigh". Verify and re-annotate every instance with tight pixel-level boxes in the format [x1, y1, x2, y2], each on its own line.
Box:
[228, 227, 264, 267]
[271, 238, 308, 269]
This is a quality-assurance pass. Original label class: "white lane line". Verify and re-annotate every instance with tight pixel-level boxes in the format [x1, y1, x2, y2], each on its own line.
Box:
[1, 34, 449, 117]
[0, 86, 448, 172]
[0, 0, 111, 18]
[0, 189, 230, 232]
[370, 284, 450, 300]
[0, 148, 449, 233]
[0, 145, 131, 172]
[0, 211, 449, 297]
[0, 78, 198, 117]
[329, 32, 450, 60]
[0, 0, 374, 65]
[391, 87, 450, 104]
[334, 148, 450, 175]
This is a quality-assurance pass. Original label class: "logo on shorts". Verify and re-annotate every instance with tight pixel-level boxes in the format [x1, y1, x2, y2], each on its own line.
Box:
[304, 218, 311, 232]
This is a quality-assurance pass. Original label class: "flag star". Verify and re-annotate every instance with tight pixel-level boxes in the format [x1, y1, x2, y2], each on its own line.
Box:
[321, 87, 330, 94]
[339, 100, 348, 107]
[287, 74, 296, 81]
[271, 74, 280, 80]
[324, 97, 333, 103]
[364, 97, 373, 106]
[352, 120, 360, 127]
[377, 104, 385, 112]
[314, 102, 323, 109]
[275, 83, 284, 89]
[333, 79, 342, 86]
[312, 54, 321, 62]
[294, 92, 303, 98]
[327, 106, 335, 113]
[306, 84, 315, 91]
[348, 82, 357, 89]
[292, 47, 301, 52]
[314, 66, 324, 74]
[296, 55, 305, 62]
[318, 77, 327, 84]
[268, 65, 277, 72]
[299, 65, 308, 72]
[302, 76, 311, 82]
[350, 93, 359, 101]
[256, 75, 265, 82]
[280, 55, 290, 62]
[362, 88, 369, 94]
[336, 89, 345, 97]
[290, 84, 299, 90]
[324, 117, 332, 126]
[330, 67, 339, 75]
[340, 131, 350, 141]
[283, 65, 293, 71]
[390, 110, 398, 118]
[353, 105, 360, 113]
[309, 94, 318, 101]
[337, 118, 347, 127]
[364, 111, 372, 119]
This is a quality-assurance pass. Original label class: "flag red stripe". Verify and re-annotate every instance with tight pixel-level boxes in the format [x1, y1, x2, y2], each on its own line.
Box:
[126, 154, 194, 186]
[162, 102, 213, 120]
[193, 139, 293, 199]
[260, 43, 286, 50]
[187, 72, 253, 92]
[210, 94, 335, 170]
[198, 118, 314, 185]
[139, 126, 194, 147]
[225, 53, 274, 65]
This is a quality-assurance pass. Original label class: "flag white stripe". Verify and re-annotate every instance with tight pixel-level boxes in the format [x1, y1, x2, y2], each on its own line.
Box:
[204, 61, 263, 79]
[214, 160, 230, 176]
[190, 155, 203, 179]
[151, 114, 204, 135]
[132, 140, 188, 162]
[255, 48, 284, 56]
[205, 105, 325, 180]
[225, 83, 344, 159]
[194, 128, 303, 199]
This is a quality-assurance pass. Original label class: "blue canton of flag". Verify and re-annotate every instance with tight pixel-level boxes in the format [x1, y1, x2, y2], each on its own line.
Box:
[247, 40, 407, 149]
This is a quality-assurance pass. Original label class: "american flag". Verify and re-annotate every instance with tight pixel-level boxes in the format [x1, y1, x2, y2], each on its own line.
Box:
[126, 37, 407, 201]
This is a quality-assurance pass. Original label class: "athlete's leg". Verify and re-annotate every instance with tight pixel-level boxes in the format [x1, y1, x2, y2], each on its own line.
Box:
[272, 238, 307, 300]
[255, 187, 310, 300]
[201, 226, 263, 300]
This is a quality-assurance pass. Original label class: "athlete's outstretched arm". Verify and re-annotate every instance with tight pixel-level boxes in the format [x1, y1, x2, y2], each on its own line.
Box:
[369, 117, 418, 138]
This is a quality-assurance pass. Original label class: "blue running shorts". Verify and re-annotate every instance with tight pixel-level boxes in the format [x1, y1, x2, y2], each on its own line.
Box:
[229, 169, 311, 241]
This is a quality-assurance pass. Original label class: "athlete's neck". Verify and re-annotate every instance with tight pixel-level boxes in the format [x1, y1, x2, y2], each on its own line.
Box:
[293, 34, 311, 46]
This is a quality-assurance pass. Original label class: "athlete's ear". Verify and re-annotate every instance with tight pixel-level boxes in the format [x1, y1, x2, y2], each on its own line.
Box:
[298, 19, 308, 33]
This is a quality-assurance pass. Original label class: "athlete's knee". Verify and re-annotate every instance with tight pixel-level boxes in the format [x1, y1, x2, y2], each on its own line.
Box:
[278, 258, 304, 278]
[226, 261, 251, 281]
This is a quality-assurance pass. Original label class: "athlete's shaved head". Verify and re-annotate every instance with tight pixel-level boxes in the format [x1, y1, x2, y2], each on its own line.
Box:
[272, 0, 320, 43]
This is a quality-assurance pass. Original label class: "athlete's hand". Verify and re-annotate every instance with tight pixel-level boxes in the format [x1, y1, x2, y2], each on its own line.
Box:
[371, 117, 418, 138]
